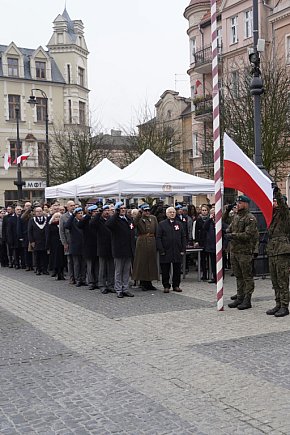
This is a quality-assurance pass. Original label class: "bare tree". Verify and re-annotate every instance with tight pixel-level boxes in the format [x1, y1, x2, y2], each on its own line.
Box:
[221, 56, 290, 181]
[120, 105, 181, 168]
[48, 125, 109, 185]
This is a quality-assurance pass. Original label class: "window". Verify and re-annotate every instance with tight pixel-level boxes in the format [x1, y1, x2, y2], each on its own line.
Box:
[36, 97, 47, 122]
[217, 28, 222, 53]
[38, 142, 46, 166]
[68, 99, 72, 123]
[78, 67, 85, 87]
[67, 64, 71, 84]
[231, 71, 239, 98]
[35, 61, 46, 79]
[10, 141, 22, 162]
[190, 37, 196, 64]
[286, 36, 290, 64]
[230, 16, 238, 44]
[192, 133, 198, 157]
[244, 10, 253, 39]
[8, 57, 19, 77]
[79, 101, 86, 125]
[8, 95, 21, 120]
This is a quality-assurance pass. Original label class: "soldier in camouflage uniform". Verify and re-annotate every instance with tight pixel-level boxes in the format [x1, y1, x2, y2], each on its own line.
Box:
[266, 188, 290, 317]
[227, 195, 259, 310]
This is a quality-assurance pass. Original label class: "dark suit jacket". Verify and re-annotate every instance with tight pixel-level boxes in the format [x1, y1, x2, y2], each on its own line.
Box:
[156, 218, 186, 263]
[105, 212, 135, 258]
[90, 213, 112, 257]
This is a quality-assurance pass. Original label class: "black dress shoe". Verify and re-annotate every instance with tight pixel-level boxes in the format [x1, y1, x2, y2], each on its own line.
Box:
[101, 288, 108, 294]
[208, 279, 216, 284]
[123, 290, 134, 297]
[36, 271, 41, 276]
[88, 285, 96, 290]
[42, 271, 49, 275]
[117, 292, 124, 298]
[231, 294, 238, 300]
[51, 272, 57, 277]
[274, 307, 289, 317]
[147, 285, 157, 291]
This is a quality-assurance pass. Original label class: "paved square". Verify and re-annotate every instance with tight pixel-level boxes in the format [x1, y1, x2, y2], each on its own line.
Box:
[0, 267, 289, 434]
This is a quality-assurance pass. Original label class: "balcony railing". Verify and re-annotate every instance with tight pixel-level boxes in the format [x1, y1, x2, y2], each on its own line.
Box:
[194, 44, 222, 68]
[193, 96, 213, 117]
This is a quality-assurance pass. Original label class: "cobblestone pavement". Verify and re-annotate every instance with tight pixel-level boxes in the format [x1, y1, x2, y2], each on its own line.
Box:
[0, 267, 290, 435]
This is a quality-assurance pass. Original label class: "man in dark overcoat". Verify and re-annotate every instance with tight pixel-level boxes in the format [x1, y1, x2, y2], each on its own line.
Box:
[105, 201, 135, 298]
[132, 203, 158, 291]
[7, 205, 25, 269]
[90, 205, 115, 294]
[2, 205, 15, 267]
[77, 205, 99, 290]
[65, 207, 86, 287]
[156, 206, 186, 293]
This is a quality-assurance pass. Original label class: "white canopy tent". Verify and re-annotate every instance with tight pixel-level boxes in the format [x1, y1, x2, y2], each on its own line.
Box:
[45, 158, 122, 198]
[77, 149, 215, 197]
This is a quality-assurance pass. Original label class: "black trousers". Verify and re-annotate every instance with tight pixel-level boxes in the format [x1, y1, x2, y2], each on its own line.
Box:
[35, 250, 48, 273]
[160, 262, 181, 289]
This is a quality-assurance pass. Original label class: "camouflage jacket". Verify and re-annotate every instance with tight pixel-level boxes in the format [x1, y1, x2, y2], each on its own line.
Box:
[228, 208, 259, 255]
[267, 191, 290, 256]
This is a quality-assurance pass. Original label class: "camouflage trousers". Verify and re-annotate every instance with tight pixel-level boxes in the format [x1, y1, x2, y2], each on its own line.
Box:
[268, 254, 290, 308]
[231, 253, 254, 300]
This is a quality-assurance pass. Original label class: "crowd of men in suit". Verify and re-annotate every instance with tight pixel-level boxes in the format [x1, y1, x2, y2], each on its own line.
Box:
[0, 188, 289, 316]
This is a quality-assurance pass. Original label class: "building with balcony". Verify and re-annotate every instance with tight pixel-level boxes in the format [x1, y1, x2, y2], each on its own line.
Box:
[0, 8, 89, 206]
[184, 0, 290, 187]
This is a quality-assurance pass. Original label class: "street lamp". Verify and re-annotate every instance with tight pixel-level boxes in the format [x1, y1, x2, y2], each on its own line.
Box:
[13, 106, 25, 201]
[27, 89, 50, 187]
[249, 0, 271, 277]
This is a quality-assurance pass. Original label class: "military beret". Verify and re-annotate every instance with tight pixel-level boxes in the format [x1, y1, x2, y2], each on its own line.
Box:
[175, 204, 182, 210]
[236, 195, 250, 203]
[140, 203, 150, 211]
[74, 207, 83, 213]
[87, 205, 98, 212]
[102, 205, 110, 210]
[115, 201, 124, 210]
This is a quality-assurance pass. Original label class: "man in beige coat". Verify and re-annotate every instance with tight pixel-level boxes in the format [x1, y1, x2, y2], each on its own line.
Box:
[132, 204, 158, 291]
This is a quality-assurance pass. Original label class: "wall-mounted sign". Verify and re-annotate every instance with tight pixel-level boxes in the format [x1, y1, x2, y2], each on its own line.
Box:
[23, 180, 47, 189]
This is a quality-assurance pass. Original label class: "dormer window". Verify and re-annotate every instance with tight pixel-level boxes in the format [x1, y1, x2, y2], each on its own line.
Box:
[8, 57, 19, 77]
[36, 61, 46, 79]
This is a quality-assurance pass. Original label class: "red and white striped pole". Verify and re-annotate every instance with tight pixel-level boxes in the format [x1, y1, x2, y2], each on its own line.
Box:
[211, 0, 224, 310]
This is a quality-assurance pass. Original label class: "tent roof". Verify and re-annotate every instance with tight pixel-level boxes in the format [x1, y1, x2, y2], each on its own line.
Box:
[45, 158, 122, 198]
[119, 149, 215, 195]
[77, 149, 215, 197]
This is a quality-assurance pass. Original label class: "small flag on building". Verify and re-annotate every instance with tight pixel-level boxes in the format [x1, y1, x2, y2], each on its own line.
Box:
[3, 153, 11, 170]
[13, 152, 30, 165]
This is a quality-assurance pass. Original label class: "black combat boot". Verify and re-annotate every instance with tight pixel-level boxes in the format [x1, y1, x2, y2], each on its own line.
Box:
[266, 305, 280, 315]
[237, 295, 252, 310]
[228, 298, 243, 308]
[274, 307, 289, 317]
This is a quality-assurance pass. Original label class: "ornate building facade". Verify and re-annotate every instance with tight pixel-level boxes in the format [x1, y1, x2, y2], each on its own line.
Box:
[0, 8, 89, 205]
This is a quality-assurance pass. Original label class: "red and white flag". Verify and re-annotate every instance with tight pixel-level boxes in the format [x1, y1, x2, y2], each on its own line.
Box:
[223, 133, 273, 227]
[3, 153, 11, 170]
[13, 152, 30, 165]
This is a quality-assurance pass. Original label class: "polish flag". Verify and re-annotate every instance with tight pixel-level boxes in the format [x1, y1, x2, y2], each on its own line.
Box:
[223, 133, 273, 227]
[195, 79, 202, 94]
[3, 153, 11, 170]
[13, 152, 30, 165]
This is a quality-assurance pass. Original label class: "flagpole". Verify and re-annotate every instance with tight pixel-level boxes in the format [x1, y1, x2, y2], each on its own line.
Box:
[211, 0, 223, 311]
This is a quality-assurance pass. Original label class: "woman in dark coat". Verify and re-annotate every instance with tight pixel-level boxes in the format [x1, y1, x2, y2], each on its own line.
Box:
[46, 212, 65, 280]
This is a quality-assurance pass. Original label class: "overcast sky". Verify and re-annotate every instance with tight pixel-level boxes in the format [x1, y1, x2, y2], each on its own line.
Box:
[1, 0, 191, 132]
